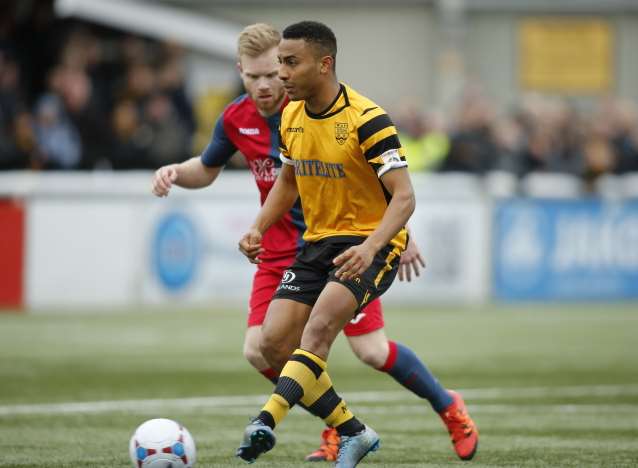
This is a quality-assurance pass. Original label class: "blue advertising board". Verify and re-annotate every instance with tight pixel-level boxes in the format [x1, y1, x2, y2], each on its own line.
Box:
[493, 199, 638, 301]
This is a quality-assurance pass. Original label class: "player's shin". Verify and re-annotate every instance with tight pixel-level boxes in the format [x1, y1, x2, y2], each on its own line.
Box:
[257, 349, 326, 428]
[257, 349, 364, 436]
[300, 363, 364, 437]
[256, 365, 349, 425]
[379, 340, 452, 412]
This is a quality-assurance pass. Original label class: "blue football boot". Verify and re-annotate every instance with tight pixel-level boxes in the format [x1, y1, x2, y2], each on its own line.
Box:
[236, 418, 276, 463]
[334, 425, 380, 468]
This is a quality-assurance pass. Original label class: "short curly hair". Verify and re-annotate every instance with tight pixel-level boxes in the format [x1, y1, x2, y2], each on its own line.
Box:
[282, 21, 337, 62]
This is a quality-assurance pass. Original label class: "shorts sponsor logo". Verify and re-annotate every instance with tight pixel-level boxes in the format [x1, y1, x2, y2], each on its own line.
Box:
[282, 270, 296, 283]
[278, 270, 300, 291]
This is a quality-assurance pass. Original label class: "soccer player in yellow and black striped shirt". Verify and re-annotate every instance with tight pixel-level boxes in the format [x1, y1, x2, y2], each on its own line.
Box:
[236, 22, 478, 467]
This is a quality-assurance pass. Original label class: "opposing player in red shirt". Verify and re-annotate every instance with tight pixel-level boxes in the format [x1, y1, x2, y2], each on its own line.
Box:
[152, 23, 477, 463]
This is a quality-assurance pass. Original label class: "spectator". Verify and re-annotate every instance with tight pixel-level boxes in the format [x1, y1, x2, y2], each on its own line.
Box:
[582, 127, 616, 191]
[141, 92, 191, 167]
[441, 93, 498, 174]
[157, 45, 196, 137]
[606, 99, 638, 174]
[122, 63, 155, 105]
[33, 93, 81, 170]
[395, 104, 449, 172]
[60, 67, 109, 169]
[491, 116, 525, 174]
[109, 99, 149, 170]
[0, 50, 33, 169]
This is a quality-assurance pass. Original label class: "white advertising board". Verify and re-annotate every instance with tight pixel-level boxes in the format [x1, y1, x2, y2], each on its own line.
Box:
[21, 172, 489, 309]
[384, 199, 490, 304]
[26, 198, 146, 308]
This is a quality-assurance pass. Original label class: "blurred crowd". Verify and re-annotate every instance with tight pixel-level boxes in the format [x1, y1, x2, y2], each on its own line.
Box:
[0, 0, 195, 171]
[1, 1, 637, 184]
[395, 88, 638, 187]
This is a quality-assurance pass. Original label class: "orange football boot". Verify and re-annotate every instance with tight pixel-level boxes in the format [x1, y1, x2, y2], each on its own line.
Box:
[305, 427, 340, 462]
[439, 390, 479, 460]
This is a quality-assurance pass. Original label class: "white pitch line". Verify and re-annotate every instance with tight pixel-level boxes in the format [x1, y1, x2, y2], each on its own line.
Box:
[457, 384, 638, 399]
[463, 404, 638, 414]
[158, 403, 638, 415]
[354, 402, 638, 416]
[0, 384, 637, 417]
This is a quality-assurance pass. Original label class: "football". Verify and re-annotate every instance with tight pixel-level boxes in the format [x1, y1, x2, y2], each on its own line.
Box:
[129, 418, 197, 467]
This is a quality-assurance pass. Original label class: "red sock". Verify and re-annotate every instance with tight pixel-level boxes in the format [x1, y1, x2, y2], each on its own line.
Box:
[259, 367, 279, 384]
[377, 340, 398, 372]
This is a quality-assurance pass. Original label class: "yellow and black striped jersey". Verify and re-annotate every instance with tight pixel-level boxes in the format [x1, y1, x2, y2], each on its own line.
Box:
[279, 83, 408, 250]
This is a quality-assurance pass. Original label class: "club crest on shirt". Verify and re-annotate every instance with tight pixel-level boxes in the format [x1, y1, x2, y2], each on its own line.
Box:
[335, 122, 348, 145]
[249, 158, 276, 182]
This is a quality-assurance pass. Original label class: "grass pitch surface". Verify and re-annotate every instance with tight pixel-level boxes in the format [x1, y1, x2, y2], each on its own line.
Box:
[1, 305, 637, 467]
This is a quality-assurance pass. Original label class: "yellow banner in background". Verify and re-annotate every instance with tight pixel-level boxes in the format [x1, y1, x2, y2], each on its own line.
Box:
[519, 18, 613, 93]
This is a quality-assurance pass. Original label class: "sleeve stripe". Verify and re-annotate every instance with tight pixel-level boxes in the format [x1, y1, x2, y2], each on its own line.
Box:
[280, 153, 295, 166]
[360, 126, 397, 154]
[364, 134, 401, 160]
[357, 113, 394, 144]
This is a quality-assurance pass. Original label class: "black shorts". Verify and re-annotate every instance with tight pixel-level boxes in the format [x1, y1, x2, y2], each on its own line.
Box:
[272, 235, 401, 311]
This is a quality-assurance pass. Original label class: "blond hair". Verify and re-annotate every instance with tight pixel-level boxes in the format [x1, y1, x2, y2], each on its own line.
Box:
[237, 23, 281, 58]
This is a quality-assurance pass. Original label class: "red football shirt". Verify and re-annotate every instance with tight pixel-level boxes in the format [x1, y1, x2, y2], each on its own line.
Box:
[201, 94, 304, 263]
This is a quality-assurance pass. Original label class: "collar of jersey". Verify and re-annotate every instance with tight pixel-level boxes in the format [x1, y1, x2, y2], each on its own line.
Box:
[304, 83, 350, 120]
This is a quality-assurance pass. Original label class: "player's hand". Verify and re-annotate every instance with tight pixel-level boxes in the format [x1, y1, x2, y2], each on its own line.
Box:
[333, 243, 376, 282]
[398, 236, 426, 282]
[152, 164, 179, 197]
[238, 228, 264, 264]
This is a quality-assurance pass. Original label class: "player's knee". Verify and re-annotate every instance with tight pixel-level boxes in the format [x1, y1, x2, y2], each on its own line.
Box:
[243, 341, 266, 369]
[300, 321, 337, 357]
[259, 334, 289, 369]
[355, 349, 388, 369]
[349, 337, 389, 368]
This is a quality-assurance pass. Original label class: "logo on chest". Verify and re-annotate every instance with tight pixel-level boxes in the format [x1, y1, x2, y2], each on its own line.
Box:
[239, 127, 260, 135]
[335, 122, 348, 145]
[249, 158, 276, 182]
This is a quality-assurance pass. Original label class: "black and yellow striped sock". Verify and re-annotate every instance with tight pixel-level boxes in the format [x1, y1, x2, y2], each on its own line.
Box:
[300, 367, 365, 436]
[258, 349, 326, 428]
[258, 349, 365, 435]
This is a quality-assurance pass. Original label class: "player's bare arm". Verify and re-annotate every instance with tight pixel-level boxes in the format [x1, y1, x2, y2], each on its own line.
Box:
[238, 163, 299, 263]
[334, 167, 415, 280]
[151, 157, 222, 197]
